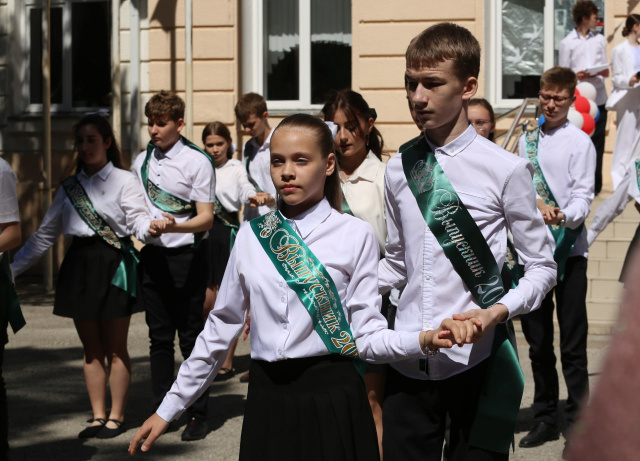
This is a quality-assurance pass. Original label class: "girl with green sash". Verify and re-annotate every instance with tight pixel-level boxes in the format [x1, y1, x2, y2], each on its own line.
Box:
[130, 114, 471, 460]
[12, 115, 153, 439]
[200, 121, 272, 380]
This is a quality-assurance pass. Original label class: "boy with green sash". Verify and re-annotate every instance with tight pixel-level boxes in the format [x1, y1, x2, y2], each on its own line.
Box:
[0, 157, 23, 460]
[132, 91, 215, 442]
[379, 23, 557, 460]
[517, 67, 595, 450]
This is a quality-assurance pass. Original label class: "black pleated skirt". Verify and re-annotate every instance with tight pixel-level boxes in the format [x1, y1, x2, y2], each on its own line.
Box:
[53, 236, 139, 320]
[239, 355, 380, 461]
[205, 217, 233, 286]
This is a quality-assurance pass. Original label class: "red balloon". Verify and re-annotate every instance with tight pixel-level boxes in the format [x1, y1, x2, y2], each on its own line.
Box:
[575, 96, 590, 113]
[582, 113, 595, 136]
[575, 88, 581, 97]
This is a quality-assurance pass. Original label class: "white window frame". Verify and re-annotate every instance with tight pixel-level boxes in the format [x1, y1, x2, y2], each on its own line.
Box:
[241, 0, 349, 112]
[486, 0, 605, 112]
[19, 0, 109, 114]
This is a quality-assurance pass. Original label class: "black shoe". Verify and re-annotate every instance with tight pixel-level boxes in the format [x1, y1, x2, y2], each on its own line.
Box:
[519, 421, 559, 448]
[78, 418, 106, 439]
[181, 417, 207, 441]
[96, 419, 125, 439]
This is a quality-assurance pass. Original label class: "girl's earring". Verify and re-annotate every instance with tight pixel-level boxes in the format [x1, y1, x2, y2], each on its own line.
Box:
[365, 133, 370, 149]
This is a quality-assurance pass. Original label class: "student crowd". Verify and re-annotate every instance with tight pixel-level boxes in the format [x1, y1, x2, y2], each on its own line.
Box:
[1, 2, 639, 460]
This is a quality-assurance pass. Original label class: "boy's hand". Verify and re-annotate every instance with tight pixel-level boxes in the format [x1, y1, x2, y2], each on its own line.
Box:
[149, 213, 176, 236]
[577, 70, 588, 80]
[248, 192, 276, 208]
[452, 303, 509, 343]
[424, 318, 482, 350]
[536, 199, 559, 223]
[128, 413, 169, 455]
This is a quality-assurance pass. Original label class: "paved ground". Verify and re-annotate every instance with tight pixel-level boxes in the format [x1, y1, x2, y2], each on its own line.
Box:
[5, 278, 612, 460]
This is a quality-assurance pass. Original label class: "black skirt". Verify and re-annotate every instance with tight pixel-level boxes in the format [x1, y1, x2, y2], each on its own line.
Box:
[239, 355, 380, 461]
[53, 236, 139, 320]
[205, 217, 234, 286]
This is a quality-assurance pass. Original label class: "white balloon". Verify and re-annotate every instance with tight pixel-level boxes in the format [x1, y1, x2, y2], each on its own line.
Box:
[576, 81, 597, 101]
[567, 108, 584, 129]
[588, 99, 598, 119]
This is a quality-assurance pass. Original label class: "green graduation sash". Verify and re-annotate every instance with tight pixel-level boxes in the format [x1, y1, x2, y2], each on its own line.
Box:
[340, 189, 353, 216]
[400, 135, 524, 454]
[635, 159, 640, 191]
[503, 239, 522, 289]
[141, 136, 215, 247]
[61, 176, 140, 298]
[243, 140, 264, 193]
[213, 198, 239, 252]
[0, 253, 25, 334]
[525, 127, 583, 281]
[250, 210, 366, 376]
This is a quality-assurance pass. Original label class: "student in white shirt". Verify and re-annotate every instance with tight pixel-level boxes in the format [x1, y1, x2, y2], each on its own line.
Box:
[132, 91, 215, 442]
[380, 23, 556, 461]
[129, 114, 472, 461]
[559, 0, 609, 195]
[468, 98, 496, 142]
[0, 157, 21, 459]
[322, 89, 388, 453]
[200, 121, 272, 380]
[606, 14, 640, 189]
[517, 67, 595, 451]
[12, 114, 152, 439]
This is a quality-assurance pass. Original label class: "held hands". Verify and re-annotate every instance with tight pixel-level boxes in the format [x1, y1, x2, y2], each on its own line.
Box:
[451, 303, 509, 343]
[536, 199, 561, 225]
[149, 213, 176, 236]
[128, 413, 169, 455]
[630, 74, 640, 87]
[248, 192, 276, 208]
[422, 317, 482, 351]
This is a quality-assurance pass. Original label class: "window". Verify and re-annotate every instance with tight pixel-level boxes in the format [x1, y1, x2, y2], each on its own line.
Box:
[486, 0, 605, 109]
[24, 0, 110, 112]
[242, 0, 352, 110]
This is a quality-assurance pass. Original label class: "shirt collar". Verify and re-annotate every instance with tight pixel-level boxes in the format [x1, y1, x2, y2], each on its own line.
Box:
[342, 151, 381, 183]
[283, 198, 332, 239]
[575, 28, 595, 40]
[424, 124, 477, 157]
[251, 128, 274, 152]
[78, 161, 114, 182]
[155, 137, 185, 160]
[540, 120, 570, 137]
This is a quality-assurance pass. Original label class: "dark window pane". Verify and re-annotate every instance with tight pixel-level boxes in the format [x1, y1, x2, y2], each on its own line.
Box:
[264, 0, 299, 101]
[29, 7, 63, 105]
[72, 2, 110, 107]
[310, 0, 351, 104]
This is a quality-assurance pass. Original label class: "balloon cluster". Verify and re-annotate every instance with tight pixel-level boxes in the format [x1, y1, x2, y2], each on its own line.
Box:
[538, 82, 599, 136]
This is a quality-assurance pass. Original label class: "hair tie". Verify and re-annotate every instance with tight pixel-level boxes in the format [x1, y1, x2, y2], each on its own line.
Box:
[324, 121, 338, 140]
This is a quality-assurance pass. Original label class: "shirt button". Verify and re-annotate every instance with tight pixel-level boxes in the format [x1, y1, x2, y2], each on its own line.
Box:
[279, 281, 283, 287]
[283, 324, 288, 330]
[281, 296, 285, 303]
[278, 350, 283, 355]
[425, 276, 431, 281]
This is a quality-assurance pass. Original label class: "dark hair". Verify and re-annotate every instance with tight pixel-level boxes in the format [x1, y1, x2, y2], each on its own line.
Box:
[469, 98, 496, 142]
[73, 114, 123, 174]
[572, 1, 598, 27]
[272, 114, 341, 212]
[202, 121, 235, 159]
[321, 89, 384, 160]
[406, 23, 481, 80]
[235, 92, 268, 122]
[145, 90, 185, 123]
[540, 66, 578, 97]
[622, 14, 640, 37]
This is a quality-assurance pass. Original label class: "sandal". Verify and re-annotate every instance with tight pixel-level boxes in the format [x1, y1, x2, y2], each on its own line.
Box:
[78, 418, 106, 439]
[96, 419, 125, 439]
[214, 367, 236, 382]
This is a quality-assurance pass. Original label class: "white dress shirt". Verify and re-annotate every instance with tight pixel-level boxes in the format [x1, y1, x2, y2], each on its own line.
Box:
[156, 198, 426, 422]
[607, 41, 640, 110]
[0, 158, 19, 265]
[588, 161, 640, 246]
[341, 151, 387, 253]
[518, 121, 596, 258]
[379, 126, 557, 381]
[242, 130, 277, 221]
[559, 29, 609, 105]
[11, 162, 152, 277]
[132, 138, 216, 248]
[215, 158, 257, 213]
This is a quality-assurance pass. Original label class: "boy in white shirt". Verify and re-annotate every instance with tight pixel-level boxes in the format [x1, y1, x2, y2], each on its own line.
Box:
[559, 0, 609, 194]
[517, 67, 595, 450]
[380, 23, 557, 461]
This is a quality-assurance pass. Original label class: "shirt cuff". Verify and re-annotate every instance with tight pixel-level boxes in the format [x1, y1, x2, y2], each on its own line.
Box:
[156, 395, 186, 423]
[498, 290, 526, 320]
[401, 331, 428, 358]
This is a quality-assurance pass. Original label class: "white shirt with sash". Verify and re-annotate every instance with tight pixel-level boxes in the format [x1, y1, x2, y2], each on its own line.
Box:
[12, 162, 152, 277]
[215, 158, 257, 213]
[517, 121, 596, 258]
[242, 130, 276, 221]
[559, 29, 608, 106]
[132, 137, 216, 248]
[0, 158, 19, 267]
[156, 198, 427, 422]
[379, 126, 557, 381]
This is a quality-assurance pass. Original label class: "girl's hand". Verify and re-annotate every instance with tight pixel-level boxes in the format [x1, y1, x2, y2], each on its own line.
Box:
[536, 199, 559, 224]
[128, 413, 169, 455]
[452, 304, 509, 343]
[248, 192, 276, 208]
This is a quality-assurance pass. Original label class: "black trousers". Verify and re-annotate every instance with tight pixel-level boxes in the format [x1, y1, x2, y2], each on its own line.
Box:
[520, 256, 589, 426]
[592, 105, 608, 195]
[0, 340, 7, 461]
[383, 361, 508, 461]
[139, 243, 209, 419]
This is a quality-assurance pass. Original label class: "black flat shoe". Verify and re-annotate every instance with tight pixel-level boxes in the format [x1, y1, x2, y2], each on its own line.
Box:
[519, 421, 559, 448]
[181, 417, 207, 441]
[78, 418, 107, 439]
[214, 367, 236, 382]
[96, 419, 125, 439]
